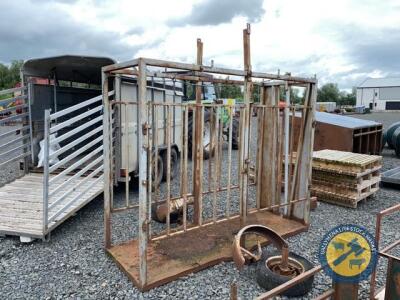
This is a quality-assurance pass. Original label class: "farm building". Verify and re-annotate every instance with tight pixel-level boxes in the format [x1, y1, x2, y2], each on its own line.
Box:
[357, 77, 400, 110]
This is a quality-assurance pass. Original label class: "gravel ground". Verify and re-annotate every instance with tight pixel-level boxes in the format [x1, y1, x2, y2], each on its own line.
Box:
[1, 113, 400, 300]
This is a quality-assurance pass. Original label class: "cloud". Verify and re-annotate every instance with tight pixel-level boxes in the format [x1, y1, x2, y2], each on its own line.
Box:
[0, 1, 151, 63]
[345, 28, 400, 74]
[168, 0, 265, 26]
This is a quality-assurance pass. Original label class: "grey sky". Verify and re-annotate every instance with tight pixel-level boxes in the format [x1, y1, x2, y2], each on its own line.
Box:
[0, 0, 398, 89]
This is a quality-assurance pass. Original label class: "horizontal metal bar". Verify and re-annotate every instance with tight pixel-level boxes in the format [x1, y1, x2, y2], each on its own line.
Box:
[0, 134, 30, 152]
[49, 135, 103, 172]
[378, 203, 400, 217]
[255, 265, 323, 299]
[49, 126, 102, 159]
[0, 143, 30, 161]
[48, 163, 103, 211]
[102, 59, 139, 72]
[0, 112, 29, 125]
[51, 115, 102, 146]
[0, 151, 31, 168]
[49, 91, 114, 120]
[142, 57, 317, 83]
[0, 86, 26, 96]
[312, 289, 335, 300]
[0, 104, 28, 115]
[50, 105, 102, 134]
[150, 196, 309, 241]
[49, 145, 102, 186]
[380, 239, 400, 255]
[48, 154, 102, 199]
[0, 125, 29, 140]
[48, 171, 103, 223]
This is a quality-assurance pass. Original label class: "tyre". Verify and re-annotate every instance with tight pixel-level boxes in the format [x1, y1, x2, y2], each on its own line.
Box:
[231, 116, 240, 150]
[188, 110, 214, 160]
[256, 249, 314, 297]
[386, 121, 400, 149]
[151, 152, 163, 189]
[162, 147, 179, 181]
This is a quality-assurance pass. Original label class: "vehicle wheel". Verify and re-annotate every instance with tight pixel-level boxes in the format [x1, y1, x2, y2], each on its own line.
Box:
[256, 249, 314, 297]
[188, 110, 214, 160]
[231, 116, 240, 150]
[152, 152, 163, 190]
[162, 147, 179, 181]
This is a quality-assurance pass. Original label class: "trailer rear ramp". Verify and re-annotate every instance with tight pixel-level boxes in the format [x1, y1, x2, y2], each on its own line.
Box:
[0, 86, 106, 242]
[0, 173, 103, 239]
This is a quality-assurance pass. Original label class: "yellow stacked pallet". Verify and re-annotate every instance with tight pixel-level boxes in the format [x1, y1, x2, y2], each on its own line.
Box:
[311, 150, 382, 208]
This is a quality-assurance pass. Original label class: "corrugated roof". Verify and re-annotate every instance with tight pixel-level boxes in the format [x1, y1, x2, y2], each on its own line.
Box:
[358, 77, 400, 88]
[315, 112, 381, 129]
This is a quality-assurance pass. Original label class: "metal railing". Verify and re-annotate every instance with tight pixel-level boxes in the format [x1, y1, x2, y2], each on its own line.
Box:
[42, 92, 114, 232]
[0, 85, 32, 174]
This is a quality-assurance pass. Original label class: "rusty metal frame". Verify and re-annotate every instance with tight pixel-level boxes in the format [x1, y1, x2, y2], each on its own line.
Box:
[102, 24, 317, 290]
[370, 203, 400, 299]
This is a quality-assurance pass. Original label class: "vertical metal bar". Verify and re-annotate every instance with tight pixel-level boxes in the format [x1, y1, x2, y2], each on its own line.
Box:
[218, 105, 223, 190]
[288, 106, 295, 215]
[213, 106, 220, 223]
[183, 106, 189, 231]
[193, 38, 203, 225]
[114, 75, 122, 188]
[238, 108, 244, 216]
[226, 105, 233, 218]
[124, 104, 129, 208]
[147, 90, 153, 241]
[198, 106, 204, 225]
[53, 74, 58, 115]
[138, 59, 148, 288]
[42, 109, 51, 234]
[208, 107, 214, 192]
[166, 105, 171, 235]
[240, 23, 252, 225]
[154, 103, 159, 205]
[103, 73, 112, 249]
[283, 84, 290, 215]
[256, 104, 265, 210]
[27, 84, 34, 164]
[179, 105, 184, 195]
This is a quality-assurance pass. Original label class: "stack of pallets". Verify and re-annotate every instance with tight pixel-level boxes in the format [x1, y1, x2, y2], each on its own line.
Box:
[311, 150, 382, 208]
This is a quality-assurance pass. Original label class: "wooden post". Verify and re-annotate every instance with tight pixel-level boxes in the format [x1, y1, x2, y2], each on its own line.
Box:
[333, 281, 359, 300]
[291, 83, 316, 223]
[259, 85, 278, 208]
[240, 24, 252, 224]
[193, 38, 203, 225]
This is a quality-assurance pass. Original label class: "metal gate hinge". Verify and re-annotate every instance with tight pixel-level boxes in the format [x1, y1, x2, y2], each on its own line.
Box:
[142, 122, 150, 135]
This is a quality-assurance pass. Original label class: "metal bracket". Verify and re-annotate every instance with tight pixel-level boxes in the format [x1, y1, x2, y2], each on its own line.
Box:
[142, 122, 150, 135]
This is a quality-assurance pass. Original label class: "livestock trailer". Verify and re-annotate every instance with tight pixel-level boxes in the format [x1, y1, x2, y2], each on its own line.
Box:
[0, 55, 182, 241]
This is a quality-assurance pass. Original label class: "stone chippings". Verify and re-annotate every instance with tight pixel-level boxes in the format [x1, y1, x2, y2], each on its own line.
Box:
[1, 113, 400, 299]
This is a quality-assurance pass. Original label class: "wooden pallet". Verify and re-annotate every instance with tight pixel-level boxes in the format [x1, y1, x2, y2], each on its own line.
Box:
[313, 149, 382, 174]
[312, 185, 379, 208]
[311, 150, 382, 208]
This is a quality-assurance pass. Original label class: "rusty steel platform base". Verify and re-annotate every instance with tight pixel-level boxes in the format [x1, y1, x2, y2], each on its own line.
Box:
[106, 211, 308, 291]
